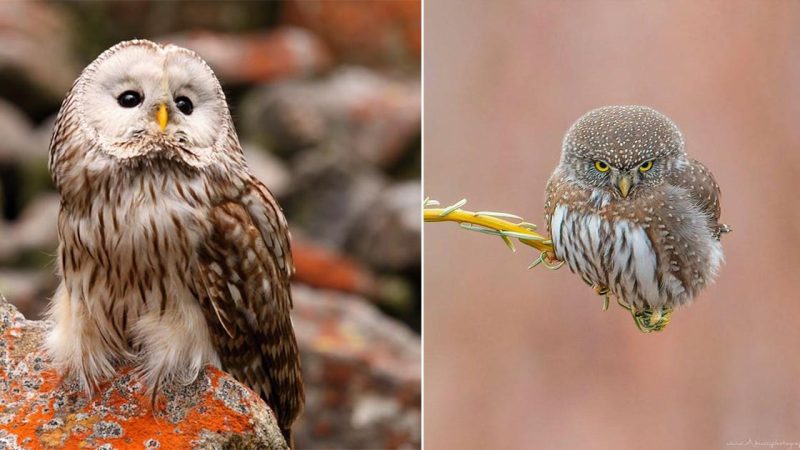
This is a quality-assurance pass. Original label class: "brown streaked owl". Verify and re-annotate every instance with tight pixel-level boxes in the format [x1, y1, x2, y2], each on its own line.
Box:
[46, 40, 303, 446]
[544, 105, 730, 316]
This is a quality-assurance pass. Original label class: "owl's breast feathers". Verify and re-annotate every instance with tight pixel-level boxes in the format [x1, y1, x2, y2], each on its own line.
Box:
[55, 160, 303, 441]
[545, 164, 724, 309]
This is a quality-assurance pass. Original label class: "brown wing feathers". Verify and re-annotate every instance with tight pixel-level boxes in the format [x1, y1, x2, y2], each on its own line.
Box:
[195, 180, 303, 444]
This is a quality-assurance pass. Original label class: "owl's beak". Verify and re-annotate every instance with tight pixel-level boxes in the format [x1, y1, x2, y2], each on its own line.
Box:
[617, 175, 632, 198]
[156, 104, 168, 132]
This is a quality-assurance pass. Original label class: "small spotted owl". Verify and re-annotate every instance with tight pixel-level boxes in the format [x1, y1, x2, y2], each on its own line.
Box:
[46, 40, 303, 445]
[544, 106, 730, 318]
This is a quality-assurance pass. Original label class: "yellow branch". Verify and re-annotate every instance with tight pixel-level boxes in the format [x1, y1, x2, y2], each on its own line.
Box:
[423, 208, 553, 253]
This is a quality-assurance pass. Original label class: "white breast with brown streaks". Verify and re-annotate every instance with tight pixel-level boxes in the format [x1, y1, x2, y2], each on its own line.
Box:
[550, 204, 667, 309]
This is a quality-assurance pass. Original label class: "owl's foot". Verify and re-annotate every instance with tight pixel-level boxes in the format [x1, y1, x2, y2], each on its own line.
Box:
[529, 251, 564, 270]
[619, 300, 673, 333]
[542, 251, 564, 269]
[580, 276, 611, 310]
[593, 285, 611, 310]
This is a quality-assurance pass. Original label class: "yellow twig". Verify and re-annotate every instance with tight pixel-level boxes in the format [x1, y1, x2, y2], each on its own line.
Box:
[423, 207, 553, 253]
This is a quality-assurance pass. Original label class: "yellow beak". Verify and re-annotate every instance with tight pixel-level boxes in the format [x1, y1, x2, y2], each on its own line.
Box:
[618, 175, 631, 198]
[156, 104, 168, 132]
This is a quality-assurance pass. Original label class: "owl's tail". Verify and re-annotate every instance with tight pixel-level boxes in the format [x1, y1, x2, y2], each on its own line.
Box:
[714, 223, 732, 240]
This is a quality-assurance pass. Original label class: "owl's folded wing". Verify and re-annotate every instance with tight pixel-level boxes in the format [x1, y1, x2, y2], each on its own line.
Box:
[668, 158, 725, 235]
[193, 178, 304, 437]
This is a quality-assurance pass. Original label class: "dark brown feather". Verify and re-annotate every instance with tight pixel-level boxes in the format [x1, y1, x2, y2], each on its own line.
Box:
[194, 178, 304, 445]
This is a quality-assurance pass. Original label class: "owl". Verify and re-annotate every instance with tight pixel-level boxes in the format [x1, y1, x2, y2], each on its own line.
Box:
[46, 40, 303, 445]
[544, 106, 730, 323]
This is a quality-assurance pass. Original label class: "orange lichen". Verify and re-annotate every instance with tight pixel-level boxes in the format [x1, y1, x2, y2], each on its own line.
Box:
[2, 366, 263, 449]
[292, 240, 375, 294]
[0, 300, 283, 449]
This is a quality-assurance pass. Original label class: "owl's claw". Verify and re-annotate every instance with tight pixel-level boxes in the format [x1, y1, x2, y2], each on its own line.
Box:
[593, 284, 609, 296]
[595, 285, 611, 311]
[581, 279, 672, 331]
[626, 302, 673, 333]
[583, 281, 611, 310]
[529, 251, 564, 270]
[541, 251, 564, 270]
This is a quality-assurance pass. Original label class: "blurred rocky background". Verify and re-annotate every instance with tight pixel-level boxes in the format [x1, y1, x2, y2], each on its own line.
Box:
[0, 1, 420, 449]
[426, 1, 800, 450]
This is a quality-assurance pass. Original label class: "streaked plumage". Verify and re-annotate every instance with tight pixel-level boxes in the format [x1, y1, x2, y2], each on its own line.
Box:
[545, 106, 729, 311]
[46, 39, 303, 446]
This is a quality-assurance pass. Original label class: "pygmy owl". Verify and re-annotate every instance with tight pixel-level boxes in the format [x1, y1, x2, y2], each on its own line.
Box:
[46, 40, 303, 445]
[544, 106, 730, 322]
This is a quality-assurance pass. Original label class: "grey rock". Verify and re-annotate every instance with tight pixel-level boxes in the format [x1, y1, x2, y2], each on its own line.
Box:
[348, 181, 421, 271]
[0, 2, 78, 112]
[284, 146, 388, 250]
[322, 67, 420, 170]
[240, 67, 420, 170]
[0, 99, 38, 164]
[240, 80, 327, 156]
[0, 270, 51, 320]
[291, 284, 421, 449]
[158, 27, 331, 85]
[242, 142, 292, 198]
[0, 194, 59, 264]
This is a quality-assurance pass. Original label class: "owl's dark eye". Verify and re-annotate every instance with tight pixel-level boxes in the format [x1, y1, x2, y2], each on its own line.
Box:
[175, 96, 193, 115]
[117, 91, 142, 108]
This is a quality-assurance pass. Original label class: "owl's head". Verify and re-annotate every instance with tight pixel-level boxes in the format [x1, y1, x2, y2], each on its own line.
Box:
[69, 39, 231, 164]
[560, 105, 687, 199]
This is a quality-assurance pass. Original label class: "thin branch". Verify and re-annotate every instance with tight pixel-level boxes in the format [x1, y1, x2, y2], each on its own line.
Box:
[424, 199, 554, 254]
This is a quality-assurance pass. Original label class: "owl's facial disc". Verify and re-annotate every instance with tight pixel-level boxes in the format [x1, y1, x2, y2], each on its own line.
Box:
[79, 41, 228, 162]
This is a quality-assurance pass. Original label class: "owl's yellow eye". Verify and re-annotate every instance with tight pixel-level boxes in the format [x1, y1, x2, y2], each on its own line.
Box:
[594, 161, 610, 172]
[639, 160, 654, 172]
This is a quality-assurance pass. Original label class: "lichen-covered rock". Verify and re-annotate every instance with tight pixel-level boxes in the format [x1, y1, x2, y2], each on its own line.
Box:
[292, 285, 421, 449]
[159, 28, 332, 85]
[347, 181, 421, 272]
[0, 99, 40, 165]
[0, 270, 53, 321]
[283, 0, 421, 69]
[0, 2, 79, 116]
[0, 194, 60, 265]
[240, 68, 421, 170]
[0, 297, 287, 450]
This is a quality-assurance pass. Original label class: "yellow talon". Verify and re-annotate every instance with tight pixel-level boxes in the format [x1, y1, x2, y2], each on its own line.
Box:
[649, 308, 662, 326]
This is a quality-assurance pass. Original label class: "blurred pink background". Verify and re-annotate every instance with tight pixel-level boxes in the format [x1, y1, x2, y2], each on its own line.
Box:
[424, 2, 800, 449]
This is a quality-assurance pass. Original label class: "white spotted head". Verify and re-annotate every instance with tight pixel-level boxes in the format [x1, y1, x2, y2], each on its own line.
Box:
[559, 105, 688, 199]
